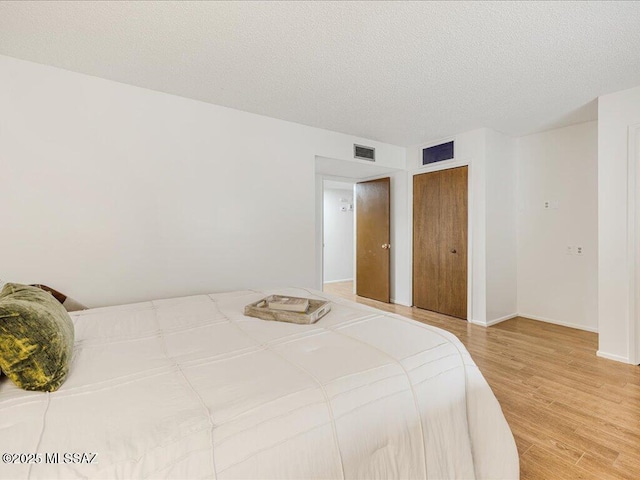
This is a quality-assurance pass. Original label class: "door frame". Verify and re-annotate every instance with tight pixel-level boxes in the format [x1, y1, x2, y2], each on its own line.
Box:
[315, 172, 394, 294]
[409, 158, 474, 322]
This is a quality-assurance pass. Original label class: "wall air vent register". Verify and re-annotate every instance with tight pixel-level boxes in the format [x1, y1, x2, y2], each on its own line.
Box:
[354, 144, 375, 161]
[423, 141, 454, 165]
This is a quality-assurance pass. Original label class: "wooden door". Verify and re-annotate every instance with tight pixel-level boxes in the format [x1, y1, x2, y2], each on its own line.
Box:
[413, 167, 467, 319]
[356, 177, 390, 302]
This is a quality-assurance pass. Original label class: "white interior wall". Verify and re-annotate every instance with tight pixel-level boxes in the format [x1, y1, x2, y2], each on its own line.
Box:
[636, 131, 640, 363]
[485, 130, 518, 324]
[388, 170, 411, 306]
[598, 84, 640, 363]
[465, 130, 489, 325]
[516, 122, 598, 332]
[0, 55, 405, 307]
[322, 188, 354, 283]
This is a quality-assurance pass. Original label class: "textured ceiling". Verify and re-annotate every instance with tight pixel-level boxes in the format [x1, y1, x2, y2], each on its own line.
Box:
[1, 1, 640, 146]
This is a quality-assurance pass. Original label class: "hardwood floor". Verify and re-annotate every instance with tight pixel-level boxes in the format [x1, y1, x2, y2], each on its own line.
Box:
[323, 281, 640, 480]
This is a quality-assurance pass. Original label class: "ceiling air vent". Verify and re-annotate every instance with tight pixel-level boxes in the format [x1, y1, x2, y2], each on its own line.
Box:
[354, 144, 375, 161]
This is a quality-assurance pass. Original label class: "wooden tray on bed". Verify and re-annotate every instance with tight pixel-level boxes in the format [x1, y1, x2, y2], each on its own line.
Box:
[244, 295, 331, 324]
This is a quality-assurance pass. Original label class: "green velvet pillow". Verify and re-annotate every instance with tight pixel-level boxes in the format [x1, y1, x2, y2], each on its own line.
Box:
[0, 283, 75, 392]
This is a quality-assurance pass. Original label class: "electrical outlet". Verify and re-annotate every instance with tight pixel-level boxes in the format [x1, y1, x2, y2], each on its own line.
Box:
[544, 201, 550, 209]
[576, 246, 584, 256]
[566, 246, 574, 255]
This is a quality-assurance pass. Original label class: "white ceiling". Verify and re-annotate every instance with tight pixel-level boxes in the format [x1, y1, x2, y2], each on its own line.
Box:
[1, 1, 640, 146]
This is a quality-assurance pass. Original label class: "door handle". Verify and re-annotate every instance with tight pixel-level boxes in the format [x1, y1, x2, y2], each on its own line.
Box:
[450, 249, 457, 254]
[381, 244, 391, 249]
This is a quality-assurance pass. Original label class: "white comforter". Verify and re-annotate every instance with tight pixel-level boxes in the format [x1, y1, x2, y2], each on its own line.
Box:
[0, 288, 519, 479]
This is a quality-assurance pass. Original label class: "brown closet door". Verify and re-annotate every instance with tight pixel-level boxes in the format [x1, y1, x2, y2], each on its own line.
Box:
[413, 167, 467, 319]
[356, 177, 390, 303]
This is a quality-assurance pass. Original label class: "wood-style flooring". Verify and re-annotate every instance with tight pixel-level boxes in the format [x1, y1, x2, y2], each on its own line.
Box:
[323, 281, 640, 480]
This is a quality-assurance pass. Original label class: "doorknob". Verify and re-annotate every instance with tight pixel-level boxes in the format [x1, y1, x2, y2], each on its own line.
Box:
[450, 249, 457, 254]
[381, 244, 391, 249]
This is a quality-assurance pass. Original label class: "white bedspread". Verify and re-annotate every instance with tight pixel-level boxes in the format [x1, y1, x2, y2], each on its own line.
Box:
[0, 288, 519, 479]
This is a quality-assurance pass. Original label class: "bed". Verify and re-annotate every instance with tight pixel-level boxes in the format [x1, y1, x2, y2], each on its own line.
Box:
[0, 287, 519, 479]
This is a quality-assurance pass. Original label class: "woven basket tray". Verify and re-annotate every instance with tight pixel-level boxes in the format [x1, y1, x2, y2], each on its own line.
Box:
[244, 295, 331, 324]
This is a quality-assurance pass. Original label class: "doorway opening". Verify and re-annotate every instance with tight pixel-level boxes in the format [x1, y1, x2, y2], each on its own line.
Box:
[314, 155, 401, 296]
[322, 180, 355, 290]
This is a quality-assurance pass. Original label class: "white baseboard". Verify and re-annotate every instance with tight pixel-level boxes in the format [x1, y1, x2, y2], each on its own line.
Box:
[390, 298, 412, 307]
[469, 319, 488, 327]
[323, 278, 353, 284]
[487, 313, 518, 326]
[596, 350, 631, 364]
[469, 314, 517, 328]
[471, 313, 599, 332]
[518, 312, 598, 333]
